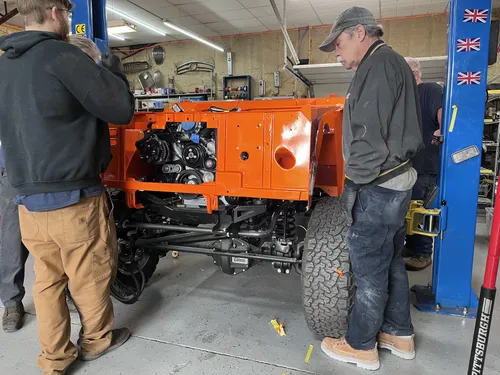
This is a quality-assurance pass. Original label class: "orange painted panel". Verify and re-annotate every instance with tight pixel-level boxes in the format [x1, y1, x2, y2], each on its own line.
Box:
[224, 113, 265, 189]
[270, 111, 312, 191]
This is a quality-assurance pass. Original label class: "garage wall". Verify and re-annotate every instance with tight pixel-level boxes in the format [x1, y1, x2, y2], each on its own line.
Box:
[123, 13, 451, 98]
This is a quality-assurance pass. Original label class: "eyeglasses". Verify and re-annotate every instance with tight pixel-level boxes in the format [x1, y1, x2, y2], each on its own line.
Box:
[47, 7, 73, 20]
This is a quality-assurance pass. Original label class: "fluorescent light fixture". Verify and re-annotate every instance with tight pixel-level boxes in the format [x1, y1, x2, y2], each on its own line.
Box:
[162, 20, 224, 52]
[109, 33, 126, 41]
[108, 20, 137, 34]
[107, 6, 167, 36]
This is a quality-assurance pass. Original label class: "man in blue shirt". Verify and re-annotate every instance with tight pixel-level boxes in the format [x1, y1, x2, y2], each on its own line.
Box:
[0, 1, 135, 373]
[404, 57, 443, 271]
[0, 35, 104, 334]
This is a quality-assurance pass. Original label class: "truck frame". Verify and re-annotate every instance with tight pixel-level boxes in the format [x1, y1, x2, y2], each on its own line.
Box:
[104, 97, 352, 337]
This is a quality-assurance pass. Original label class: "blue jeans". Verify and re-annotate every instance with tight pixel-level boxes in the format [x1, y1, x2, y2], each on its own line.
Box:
[0, 171, 29, 308]
[405, 174, 438, 258]
[345, 185, 414, 350]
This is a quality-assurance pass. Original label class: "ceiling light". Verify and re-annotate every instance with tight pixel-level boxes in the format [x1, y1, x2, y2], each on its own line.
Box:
[107, 6, 167, 36]
[162, 20, 224, 52]
[108, 19, 137, 34]
[109, 33, 126, 41]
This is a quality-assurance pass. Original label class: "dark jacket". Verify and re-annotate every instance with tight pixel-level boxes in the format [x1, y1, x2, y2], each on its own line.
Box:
[343, 40, 423, 185]
[413, 82, 443, 176]
[0, 31, 134, 195]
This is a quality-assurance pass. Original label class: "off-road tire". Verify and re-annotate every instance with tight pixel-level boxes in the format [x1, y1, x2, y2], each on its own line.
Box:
[302, 196, 354, 337]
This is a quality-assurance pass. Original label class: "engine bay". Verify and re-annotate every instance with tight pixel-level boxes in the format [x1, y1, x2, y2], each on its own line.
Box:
[135, 121, 217, 192]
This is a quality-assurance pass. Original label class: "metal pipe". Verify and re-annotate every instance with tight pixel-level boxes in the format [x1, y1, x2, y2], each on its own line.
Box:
[168, 234, 227, 244]
[269, 0, 300, 65]
[135, 233, 226, 246]
[146, 244, 301, 263]
[127, 221, 274, 239]
[283, 0, 287, 65]
[123, 221, 215, 233]
[134, 232, 226, 246]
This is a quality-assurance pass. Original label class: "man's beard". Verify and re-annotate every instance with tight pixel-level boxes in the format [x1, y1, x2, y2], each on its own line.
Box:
[57, 17, 70, 42]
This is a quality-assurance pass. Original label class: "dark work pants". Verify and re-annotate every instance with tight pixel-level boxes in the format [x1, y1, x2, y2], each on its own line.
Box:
[0, 170, 29, 308]
[345, 185, 414, 350]
[405, 174, 438, 258]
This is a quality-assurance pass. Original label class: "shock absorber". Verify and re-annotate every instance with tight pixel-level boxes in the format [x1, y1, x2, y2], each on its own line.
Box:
[275, 207, 297, 243]
[272, 207, 297, 274]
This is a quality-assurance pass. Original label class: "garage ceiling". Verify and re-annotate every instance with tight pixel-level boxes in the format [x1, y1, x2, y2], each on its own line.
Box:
[3, 0, 500, 47]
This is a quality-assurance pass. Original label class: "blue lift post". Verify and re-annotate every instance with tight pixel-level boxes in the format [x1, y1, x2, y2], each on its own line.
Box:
[70, 0, 108, 52]
[412, 0, 493, 318]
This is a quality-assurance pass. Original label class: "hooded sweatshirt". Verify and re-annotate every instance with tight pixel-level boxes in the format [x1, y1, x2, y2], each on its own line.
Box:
[0, 31, 134, 196]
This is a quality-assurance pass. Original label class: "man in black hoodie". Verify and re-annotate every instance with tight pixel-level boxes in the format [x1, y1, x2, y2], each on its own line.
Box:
[0, 0, 135, 373]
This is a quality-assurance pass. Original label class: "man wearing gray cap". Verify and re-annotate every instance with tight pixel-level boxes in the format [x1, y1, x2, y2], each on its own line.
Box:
[319, 6, 423, 371]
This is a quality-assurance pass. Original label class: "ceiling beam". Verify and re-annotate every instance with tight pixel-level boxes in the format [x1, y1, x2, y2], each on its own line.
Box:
[0, 8, 18, 25]
[270, 0, 300, 65]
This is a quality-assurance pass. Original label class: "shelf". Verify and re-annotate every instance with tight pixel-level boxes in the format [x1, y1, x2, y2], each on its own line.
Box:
[135, 93, 210, 99]
[483, 142, 498, 147]
[293, 55, 447, 85]
[478, 197, 493, 205]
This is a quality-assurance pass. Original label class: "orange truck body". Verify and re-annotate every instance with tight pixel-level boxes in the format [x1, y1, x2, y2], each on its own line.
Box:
[103, 97, 345, 212]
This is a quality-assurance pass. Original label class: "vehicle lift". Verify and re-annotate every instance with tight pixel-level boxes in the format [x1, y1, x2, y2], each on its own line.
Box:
[71, 0, 498, 373]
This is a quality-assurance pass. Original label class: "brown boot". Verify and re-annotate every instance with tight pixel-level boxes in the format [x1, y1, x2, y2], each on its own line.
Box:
[2, 303, 25, 333]
[80, 328, 131, 361]
[321, 337, 380, 371]
[377, 332, 415, 360]
[405, 256, 432, 271]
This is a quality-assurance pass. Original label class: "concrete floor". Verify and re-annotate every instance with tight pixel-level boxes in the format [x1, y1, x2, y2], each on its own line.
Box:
[1, 221, 499, 375]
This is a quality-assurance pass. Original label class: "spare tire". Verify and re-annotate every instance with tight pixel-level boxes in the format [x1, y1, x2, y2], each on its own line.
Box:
[302, 196, 354, 337]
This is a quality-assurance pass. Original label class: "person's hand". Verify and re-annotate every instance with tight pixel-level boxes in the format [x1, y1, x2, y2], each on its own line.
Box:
[431, 129, 443, 145]
[101, 49, 123, 74]
[340, 178, 360, 226]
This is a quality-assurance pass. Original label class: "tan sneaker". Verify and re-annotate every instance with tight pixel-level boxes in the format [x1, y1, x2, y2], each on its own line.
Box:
[321, 337, 380, 371]
[377, 332, 415, 360]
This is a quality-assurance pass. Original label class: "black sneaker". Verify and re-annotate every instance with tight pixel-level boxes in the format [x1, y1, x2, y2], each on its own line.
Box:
[405, 256, 432, 271]
[2, 303, 25, 333]
[79, 328, 131, 361]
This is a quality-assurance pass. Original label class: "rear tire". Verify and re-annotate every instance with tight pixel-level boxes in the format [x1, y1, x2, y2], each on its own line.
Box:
[302, 196, 354, 337]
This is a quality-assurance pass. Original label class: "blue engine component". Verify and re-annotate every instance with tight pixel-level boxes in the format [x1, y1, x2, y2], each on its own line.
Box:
[181, 122, 197, 132]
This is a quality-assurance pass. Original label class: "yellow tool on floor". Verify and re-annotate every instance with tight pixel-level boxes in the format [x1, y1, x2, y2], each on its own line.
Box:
[305, 344, 314, 363]
[270, 319, 286, 336]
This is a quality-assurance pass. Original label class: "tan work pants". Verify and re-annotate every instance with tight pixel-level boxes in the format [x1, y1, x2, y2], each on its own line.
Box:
[19, 192, 118, 374]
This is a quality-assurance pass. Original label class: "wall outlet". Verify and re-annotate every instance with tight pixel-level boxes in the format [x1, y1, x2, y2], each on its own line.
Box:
[227, 52, 233, 76]
[274, 71, 280, 88]
[259, 79, 266, 96]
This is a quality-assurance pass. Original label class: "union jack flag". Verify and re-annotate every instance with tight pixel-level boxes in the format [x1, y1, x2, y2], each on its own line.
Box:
[463, 9, 489, 23]
[457, 72, 481, 85]
[457, 38, 481, 52]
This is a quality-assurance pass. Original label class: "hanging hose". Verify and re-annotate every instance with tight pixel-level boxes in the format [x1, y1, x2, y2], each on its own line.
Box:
[111, 273, 142, 304]
[110, 263, 145, 305]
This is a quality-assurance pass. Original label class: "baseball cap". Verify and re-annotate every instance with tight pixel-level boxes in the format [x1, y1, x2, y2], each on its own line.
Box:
[319, 6, 377, 52]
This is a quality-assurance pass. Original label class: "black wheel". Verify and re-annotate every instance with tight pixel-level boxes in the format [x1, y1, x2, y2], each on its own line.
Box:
[109, 196, 161, 304]
[111, 251, 159, 304]
[301, 196, 354, 337]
